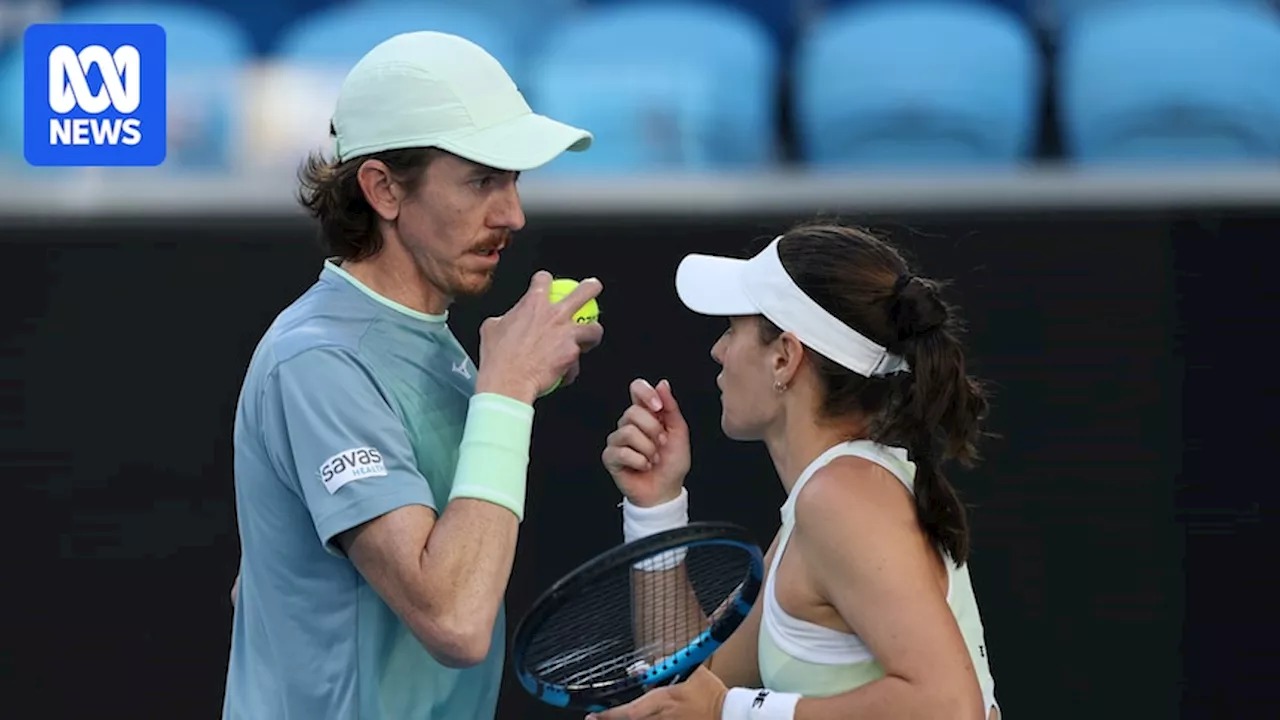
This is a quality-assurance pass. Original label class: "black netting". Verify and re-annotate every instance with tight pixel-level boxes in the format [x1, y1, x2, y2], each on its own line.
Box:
[521, 542, 752, 690]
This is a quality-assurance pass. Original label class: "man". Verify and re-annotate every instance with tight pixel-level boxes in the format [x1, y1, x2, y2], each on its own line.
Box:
[222, 31, 602, 719]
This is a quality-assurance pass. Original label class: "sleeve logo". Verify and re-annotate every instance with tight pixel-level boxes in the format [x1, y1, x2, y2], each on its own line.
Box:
[319, 446, 386, 494]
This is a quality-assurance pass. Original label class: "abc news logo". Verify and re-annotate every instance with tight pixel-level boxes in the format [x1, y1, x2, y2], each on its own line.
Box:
[48, 44, 143, 147]
[23, 23, 166, 167]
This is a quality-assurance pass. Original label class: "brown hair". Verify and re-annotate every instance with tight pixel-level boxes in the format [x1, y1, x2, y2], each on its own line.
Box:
[757, 222, 991, 565]
[296, 128, 441, 261]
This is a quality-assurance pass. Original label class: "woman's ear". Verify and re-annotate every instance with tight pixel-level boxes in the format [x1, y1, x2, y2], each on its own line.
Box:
[773, 331, 807, 389]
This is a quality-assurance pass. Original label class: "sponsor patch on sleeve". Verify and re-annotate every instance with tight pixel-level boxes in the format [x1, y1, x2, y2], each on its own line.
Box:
[318, 446, 387, 494]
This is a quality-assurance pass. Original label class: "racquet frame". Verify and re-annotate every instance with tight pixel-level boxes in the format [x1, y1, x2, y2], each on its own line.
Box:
[511, 521, 765, 712]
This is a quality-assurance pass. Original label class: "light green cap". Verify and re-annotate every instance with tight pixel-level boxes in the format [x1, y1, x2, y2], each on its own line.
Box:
[331, 31, 592, 170]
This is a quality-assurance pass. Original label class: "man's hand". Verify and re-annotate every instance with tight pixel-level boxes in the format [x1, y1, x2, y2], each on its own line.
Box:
[476, 271, 604, 403]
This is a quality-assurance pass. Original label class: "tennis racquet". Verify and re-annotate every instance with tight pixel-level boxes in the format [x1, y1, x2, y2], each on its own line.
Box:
[511, 521, 765, 713]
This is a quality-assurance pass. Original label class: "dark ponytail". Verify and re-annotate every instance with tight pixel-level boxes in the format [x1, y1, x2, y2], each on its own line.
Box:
[756, 223, 992, 566]
[877, 276, 989, 566]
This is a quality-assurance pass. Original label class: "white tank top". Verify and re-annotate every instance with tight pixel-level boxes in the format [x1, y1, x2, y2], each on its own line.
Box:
[757, 440, 999, 714]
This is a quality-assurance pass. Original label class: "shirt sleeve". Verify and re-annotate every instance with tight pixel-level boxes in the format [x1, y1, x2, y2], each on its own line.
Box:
[261, 345, 437, 556]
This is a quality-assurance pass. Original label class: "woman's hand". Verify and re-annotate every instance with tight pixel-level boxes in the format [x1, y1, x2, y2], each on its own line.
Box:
[602, 379, 691, 507]
[586, 666, 727, 720]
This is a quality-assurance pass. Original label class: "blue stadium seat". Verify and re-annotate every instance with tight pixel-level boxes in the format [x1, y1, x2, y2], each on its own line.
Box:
[794, 1, 1042, 168]
[0, 50, 28, 171]
[0, 1, 252, 172]
[56, 0, 345, 55]
[1059, 3, 1280, 164]
[527, 2, 780, 173]
[824, 0, 1035, 21]
[1047, 0, 1275, 32]
[584, 0, 799, 52]
[424, 0, 578, 57]
[273, 2, 520, 86]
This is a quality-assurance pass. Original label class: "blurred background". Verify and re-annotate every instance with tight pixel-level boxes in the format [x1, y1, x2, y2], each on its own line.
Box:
[2, 0, 1278, 718]
[3, 0, 1280, 177]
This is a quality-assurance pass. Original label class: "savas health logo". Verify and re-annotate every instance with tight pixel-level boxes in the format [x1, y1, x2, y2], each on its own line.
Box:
[319, 446, 388, 495]
[23, 23, 167, 166]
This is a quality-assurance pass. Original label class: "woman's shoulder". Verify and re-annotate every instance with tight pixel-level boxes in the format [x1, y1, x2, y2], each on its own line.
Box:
[793, 454, 918, 538]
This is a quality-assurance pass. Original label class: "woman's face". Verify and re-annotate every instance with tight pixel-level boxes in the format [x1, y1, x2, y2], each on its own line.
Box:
[711, 316, 785, 441]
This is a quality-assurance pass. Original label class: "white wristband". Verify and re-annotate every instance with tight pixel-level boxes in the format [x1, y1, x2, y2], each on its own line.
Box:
[721, 688, 801, 720]
[622, 487, 689, 542]
[622, 488, 689, 571]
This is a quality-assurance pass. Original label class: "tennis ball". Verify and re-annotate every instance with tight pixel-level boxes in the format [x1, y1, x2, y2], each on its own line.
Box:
[548, 278, 600, 324]
[540, 278, 601, 396]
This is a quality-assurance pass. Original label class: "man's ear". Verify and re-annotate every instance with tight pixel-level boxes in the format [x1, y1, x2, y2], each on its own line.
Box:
[356, 159, 403, 222]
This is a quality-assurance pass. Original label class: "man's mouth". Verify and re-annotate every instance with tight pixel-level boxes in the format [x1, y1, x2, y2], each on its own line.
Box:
[473, 240, 508, 257]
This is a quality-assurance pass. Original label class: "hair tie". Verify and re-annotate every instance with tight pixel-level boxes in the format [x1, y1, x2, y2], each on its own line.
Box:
[893, 274, 915, 296]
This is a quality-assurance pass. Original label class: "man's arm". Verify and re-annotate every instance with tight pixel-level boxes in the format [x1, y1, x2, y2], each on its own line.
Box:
[335, 387, 535, 667]
[338, 499, 517, 667]
[267, 347, 536, 668]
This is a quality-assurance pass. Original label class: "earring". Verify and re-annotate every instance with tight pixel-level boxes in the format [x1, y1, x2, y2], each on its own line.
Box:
[774, 381, 787, 393]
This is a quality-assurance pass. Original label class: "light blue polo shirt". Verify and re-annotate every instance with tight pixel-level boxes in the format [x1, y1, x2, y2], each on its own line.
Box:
[222, 261, 504, 720]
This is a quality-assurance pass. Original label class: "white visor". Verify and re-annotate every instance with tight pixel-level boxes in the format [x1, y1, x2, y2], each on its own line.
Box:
[675, 236, 910, 377]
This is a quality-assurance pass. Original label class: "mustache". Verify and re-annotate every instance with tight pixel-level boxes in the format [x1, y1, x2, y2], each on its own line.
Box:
[471, 232, 512, 252]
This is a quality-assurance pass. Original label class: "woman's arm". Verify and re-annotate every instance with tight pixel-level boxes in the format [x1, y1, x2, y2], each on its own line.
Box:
[588, 466, 988, 720]
[781, 462, 984, 720]
[703, 532, 780, 688]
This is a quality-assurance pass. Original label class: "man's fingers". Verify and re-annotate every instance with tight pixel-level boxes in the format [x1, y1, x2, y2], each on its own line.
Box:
[573, 320, 605, 351]
[526, 270, 554, 299]
[629, 378, 662, 412]
[555, 277, 603, 320]
[561, 360, 581, 387]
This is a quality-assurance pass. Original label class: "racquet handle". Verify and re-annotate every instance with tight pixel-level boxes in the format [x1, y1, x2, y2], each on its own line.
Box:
[666, 664, 700, 685]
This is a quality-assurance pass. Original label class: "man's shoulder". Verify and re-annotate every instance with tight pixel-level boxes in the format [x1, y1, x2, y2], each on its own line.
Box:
[247, 280, 382, 382]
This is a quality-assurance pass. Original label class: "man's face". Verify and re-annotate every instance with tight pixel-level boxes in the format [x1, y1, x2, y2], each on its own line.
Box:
[396, 152, 526, 302]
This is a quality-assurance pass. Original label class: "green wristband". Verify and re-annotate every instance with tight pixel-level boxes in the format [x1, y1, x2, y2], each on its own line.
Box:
[447, 393, 535, 521]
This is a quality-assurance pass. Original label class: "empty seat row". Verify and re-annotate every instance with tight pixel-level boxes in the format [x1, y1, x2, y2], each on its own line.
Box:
[29, 0, 1034, 56]
[1, 0, 1279, 173]
[35, 0, 1272, 57]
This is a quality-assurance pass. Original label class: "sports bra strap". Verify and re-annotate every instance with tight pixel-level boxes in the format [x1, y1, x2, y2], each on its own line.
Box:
[771, 440, 915, 578]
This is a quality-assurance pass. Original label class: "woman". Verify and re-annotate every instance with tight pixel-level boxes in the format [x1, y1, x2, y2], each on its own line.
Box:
[594, 223, 999, 720]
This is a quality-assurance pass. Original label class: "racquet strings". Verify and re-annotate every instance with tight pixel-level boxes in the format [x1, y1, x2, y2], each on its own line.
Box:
[522, 542, 752, 691]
